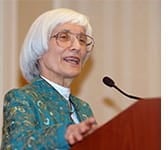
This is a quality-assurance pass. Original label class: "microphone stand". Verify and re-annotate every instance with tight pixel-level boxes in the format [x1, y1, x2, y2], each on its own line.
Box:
[113, 84, 141, 100]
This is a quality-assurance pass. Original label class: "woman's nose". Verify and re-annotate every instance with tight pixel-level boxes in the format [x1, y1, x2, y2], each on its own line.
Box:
[70, 37, 82, 51]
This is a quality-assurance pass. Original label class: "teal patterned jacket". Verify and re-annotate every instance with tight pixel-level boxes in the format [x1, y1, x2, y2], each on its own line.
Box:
[1, 77, 94, 150]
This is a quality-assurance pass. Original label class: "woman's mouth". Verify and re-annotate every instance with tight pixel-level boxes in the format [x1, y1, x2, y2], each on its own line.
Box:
[63, 56, 80, 65]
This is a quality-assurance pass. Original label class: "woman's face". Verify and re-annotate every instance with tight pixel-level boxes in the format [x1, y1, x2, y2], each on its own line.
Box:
[39, 23, 90, 86]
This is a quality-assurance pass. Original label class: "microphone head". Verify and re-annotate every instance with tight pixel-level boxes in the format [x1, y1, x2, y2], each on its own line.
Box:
[102, 76, 115, 87]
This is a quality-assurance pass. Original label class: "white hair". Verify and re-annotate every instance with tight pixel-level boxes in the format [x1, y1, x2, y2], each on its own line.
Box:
[20, 8, 93, 82]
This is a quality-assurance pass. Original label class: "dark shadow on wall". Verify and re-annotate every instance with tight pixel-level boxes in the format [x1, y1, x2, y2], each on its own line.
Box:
[102, 97, 122, 112]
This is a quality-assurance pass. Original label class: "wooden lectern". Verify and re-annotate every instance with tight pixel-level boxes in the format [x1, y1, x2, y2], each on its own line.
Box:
[71, 98, 160, 150]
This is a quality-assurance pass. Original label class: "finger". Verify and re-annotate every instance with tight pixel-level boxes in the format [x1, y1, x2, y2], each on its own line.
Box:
[79, 118, 98, 136]
[76, 117, 96, 133]
[84, 117, 97, 126]
[73, 131, 83, 142]
[65, 126, 84, 145]
[67, 134, 76, 145]
[80, 117, 97, 132]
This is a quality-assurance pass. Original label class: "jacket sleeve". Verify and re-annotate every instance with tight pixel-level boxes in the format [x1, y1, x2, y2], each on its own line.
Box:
[1, 89, 71, 150]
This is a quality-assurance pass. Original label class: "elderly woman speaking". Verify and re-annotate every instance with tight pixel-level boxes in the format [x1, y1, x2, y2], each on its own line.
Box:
[1, 8, 97, 150]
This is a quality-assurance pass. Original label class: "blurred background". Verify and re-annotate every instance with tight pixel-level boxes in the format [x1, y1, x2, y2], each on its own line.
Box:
[0, 0, 160, 144]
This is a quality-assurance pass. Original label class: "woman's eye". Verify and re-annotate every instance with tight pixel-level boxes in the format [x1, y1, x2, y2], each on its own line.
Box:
[79, 39, 86, 44]
[79, 36, 87, 44]
[59, 33, 70, 41]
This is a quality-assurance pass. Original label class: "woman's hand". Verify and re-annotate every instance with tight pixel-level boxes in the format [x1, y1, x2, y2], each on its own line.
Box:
[65, 117, 98, 145]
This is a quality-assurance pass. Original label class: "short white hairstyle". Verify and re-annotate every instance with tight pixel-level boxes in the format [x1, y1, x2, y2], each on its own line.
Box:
[20, 8, 93, 82]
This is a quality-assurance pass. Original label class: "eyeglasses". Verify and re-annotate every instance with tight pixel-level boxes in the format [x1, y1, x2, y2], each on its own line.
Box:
[50, 30, 95, 52]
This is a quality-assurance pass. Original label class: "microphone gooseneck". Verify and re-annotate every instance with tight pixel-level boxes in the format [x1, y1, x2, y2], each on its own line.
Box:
[102, 76, 141, 100]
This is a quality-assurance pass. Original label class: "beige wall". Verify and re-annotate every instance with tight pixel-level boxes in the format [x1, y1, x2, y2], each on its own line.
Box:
[0, 1, 18, 146]
[0, 0, 160, 145]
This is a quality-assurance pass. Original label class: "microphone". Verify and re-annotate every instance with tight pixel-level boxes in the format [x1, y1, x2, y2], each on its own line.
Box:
[102, 76, 142, 100]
